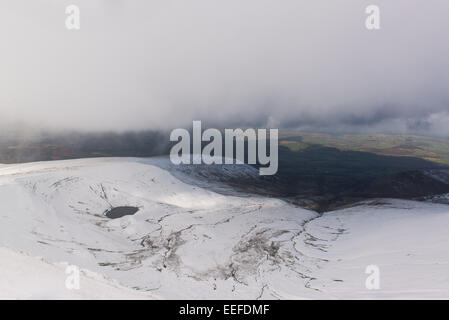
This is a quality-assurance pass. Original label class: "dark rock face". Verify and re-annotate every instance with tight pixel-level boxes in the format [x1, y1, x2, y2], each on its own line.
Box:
[359, 171, 449, 198]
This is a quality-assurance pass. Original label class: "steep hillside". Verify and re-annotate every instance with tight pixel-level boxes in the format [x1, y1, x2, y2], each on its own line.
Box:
[0, 246, 155, 299]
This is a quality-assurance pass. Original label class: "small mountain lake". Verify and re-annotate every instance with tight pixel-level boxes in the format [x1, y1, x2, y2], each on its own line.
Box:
[105, 206, 139, 219]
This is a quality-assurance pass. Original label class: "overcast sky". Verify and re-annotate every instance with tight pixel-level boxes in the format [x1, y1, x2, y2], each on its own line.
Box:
[1, 0, 449, 135]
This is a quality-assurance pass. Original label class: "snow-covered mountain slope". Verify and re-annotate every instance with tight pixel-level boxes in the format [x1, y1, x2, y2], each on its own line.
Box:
[0, 157, 448, 299]
[147, 156, 280, 197]
[0, 158, 320, 299]
[301, 199, 449, 299]
[0, 246, 155, 299]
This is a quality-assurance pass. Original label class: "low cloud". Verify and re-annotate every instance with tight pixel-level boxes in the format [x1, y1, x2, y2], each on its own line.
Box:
[1, 1, 448, 136]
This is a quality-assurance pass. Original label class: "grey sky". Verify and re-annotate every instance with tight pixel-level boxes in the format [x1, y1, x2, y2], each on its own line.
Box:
[1, 1, 448, 135]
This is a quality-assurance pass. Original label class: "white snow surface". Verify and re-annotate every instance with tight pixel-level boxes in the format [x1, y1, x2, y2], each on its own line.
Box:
[0, 157, 448, 299]
[0, 246, 155, 299]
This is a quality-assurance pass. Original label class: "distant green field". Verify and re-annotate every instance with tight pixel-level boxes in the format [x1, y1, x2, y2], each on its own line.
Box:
[279, 132, 449, 166]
